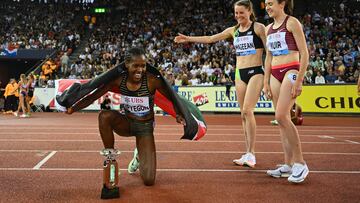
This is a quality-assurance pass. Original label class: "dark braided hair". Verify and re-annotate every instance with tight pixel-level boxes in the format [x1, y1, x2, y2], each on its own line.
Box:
[124, 47, 146, 63]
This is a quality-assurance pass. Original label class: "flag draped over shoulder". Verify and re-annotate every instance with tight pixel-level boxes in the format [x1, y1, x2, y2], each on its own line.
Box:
[56, 62, 207, 140]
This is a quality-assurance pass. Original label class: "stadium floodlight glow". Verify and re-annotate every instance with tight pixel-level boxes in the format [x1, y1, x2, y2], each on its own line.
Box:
[94, 8, 106, 13]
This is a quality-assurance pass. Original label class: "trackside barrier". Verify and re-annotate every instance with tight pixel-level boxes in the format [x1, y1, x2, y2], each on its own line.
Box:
[34, 81, 359, 114]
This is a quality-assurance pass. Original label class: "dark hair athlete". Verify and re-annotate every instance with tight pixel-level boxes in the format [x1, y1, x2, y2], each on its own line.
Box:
[66, 47, 186, 187]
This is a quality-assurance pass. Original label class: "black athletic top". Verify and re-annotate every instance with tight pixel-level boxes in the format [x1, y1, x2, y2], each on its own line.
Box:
[233, 22, 264, 56]
[119, 74, 154, 118]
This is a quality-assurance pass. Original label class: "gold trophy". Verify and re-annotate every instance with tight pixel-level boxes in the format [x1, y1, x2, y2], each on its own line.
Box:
[100, 149, 121, 199]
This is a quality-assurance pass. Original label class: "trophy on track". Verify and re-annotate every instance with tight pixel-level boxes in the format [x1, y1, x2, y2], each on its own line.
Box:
[100, 148, 121, 199]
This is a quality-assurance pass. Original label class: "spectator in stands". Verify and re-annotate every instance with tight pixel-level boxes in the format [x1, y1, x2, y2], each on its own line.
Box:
[314, 71, 325, 84]
[354, 66, 360, 82]
[334, 76, 345, 84]
[189, 75, 199, 86]
[4, 0, 357, 86]
[47, 78, 55, 88]
[324, 57, 334, 70]
[100, 95, 112, 110]
[38, 72, 47, 87]
[174, 74, 182, 86]
[304, 71, 313, 84]
[325, 68, 337, 83]
[313, 56, 325, 73]
[345, 66, 356, 83]
[61, 52, 70, 76]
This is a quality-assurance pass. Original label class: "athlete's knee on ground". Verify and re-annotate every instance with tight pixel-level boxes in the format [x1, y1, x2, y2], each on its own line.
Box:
[141, 170, 155, 186]
[143, 177, 155, 186]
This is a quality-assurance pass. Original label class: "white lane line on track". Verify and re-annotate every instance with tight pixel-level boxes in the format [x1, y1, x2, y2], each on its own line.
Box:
[2, 124, 360, 129]
[318, 136, 360, 145]
[1, 132, 359, 138]
[345, 140, 360, 144]
[32, 151, 57, 170]
[0, 139, 355, 144]
[1, 127, 359, 133]
[0, 167, 360, 174]
[318, 136, 335, 139]
[1, 149, 359, 155]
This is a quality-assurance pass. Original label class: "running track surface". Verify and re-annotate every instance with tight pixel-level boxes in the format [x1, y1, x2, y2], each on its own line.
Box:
[0, 112, 359, 203]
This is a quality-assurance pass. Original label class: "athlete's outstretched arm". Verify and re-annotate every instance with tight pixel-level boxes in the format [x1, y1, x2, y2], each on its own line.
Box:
[150, 75, 186, 125]
[67, 79, 119, 114]
[174, 27, 233, 44]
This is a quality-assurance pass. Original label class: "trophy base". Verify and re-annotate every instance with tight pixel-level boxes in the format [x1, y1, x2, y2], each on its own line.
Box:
[101, 185, 120, 199]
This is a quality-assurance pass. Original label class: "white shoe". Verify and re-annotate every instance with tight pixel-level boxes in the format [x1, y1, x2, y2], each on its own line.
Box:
[288, 163, 309, 183]
[19, 113, 29, 118]
[243, 153, 256, 168]
[13, 112, 18, 117]
[233, 153, 247, 166]
[270, 120, 279, 125]
[127, 148, 139, 174]
[267, 164, 292, 178]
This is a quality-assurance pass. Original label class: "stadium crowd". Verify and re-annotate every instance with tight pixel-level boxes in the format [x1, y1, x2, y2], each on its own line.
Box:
[64, 0, 360, 86]
[0, 0, 83, 51]
[1, 0, 359, 87]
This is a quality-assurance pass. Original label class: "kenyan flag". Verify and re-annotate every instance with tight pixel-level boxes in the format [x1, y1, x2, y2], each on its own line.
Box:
[56, 62, 207, 141]
[155, 91, 207, 140]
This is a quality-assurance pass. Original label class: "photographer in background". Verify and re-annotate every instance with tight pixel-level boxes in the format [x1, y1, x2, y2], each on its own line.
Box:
[100, 95, 112, 110]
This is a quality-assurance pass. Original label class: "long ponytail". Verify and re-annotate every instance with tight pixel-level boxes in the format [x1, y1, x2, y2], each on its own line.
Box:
[234, 0, 256, 21]
[278, 0, 293, 15]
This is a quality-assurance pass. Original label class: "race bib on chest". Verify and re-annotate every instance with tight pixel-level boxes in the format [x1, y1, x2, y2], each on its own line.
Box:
[120, 95, 150, 117]
[234, 35, 256, 56]
[267, 32, 289, 56]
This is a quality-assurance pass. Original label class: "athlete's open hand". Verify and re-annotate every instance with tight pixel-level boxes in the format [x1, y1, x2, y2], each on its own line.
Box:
[65, 107, 74, 115]
[291, 81, 303, 98]
[174, 33, 188, 43]
[263, 83, 272, 100]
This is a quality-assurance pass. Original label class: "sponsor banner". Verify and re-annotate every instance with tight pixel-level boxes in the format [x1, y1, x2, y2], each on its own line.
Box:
[297, 85, 359, 113]
[193, 93, 209, 106]
[34, 87, 55, 107]
[0, 48, 54, 59]
[177, 86, 274, 112]
[36, 83, 358, 113]
[0, 48, 18, 57]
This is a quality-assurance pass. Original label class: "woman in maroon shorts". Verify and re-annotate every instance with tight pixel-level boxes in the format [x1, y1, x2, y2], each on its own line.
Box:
[263, 0, 309, 183]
